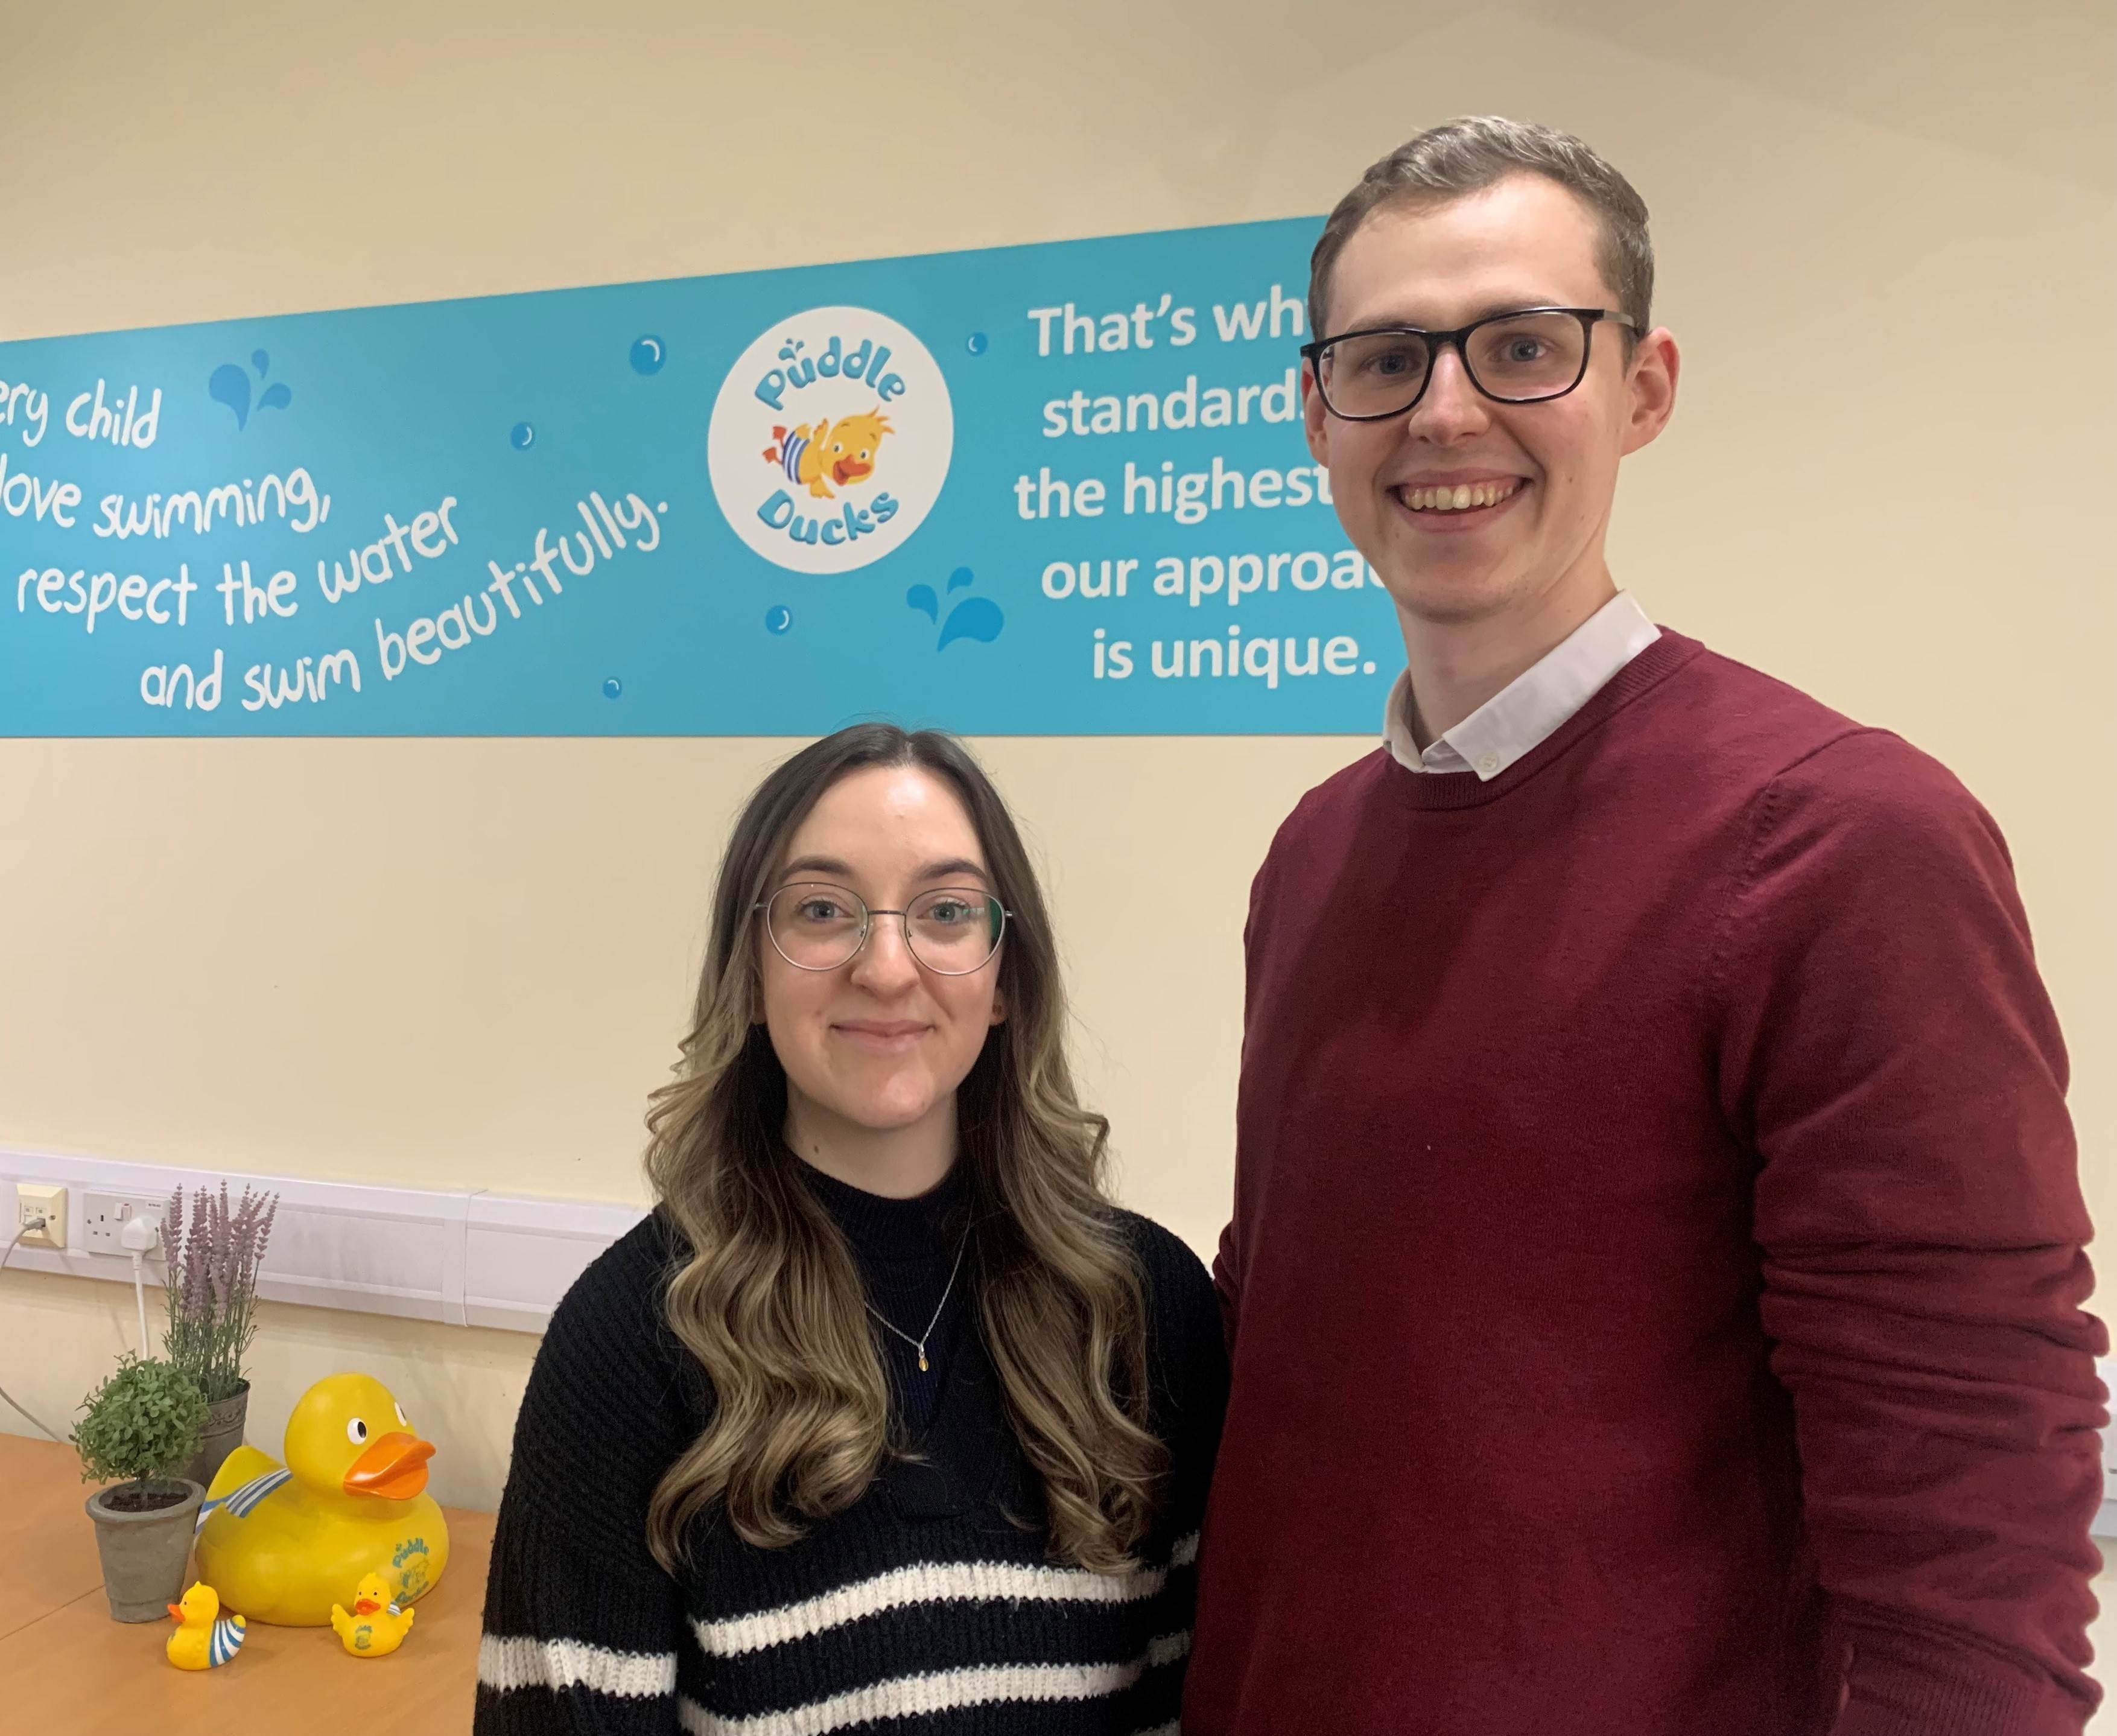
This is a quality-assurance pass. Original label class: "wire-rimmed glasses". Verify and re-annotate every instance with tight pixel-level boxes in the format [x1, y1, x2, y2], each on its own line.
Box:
[756, 882, 1008, 976]
[1300, 307, 1637, 421]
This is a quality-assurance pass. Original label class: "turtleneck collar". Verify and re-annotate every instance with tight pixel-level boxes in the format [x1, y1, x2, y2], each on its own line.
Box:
[795, 1156, 971, 1268]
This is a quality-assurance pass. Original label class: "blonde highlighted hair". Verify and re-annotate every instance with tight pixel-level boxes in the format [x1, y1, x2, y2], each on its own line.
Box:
[643, 725, 1167, 1574]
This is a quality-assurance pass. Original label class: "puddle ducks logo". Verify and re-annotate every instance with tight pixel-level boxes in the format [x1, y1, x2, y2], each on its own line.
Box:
[708, 307, 953, 574]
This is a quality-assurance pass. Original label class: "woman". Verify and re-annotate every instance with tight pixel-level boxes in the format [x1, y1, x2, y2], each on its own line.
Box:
[475, 725, 1227, 1735]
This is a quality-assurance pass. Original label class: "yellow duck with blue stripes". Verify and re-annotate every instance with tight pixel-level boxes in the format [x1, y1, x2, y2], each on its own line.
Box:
[165, 1582, 246, 1670]
[194, 1372, 449, 1627]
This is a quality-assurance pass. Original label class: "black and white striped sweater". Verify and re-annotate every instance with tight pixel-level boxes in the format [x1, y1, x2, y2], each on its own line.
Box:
[474, 1167, 1227, 1735]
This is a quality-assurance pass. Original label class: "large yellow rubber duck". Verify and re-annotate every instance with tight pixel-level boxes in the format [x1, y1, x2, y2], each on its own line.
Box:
[165, 1582, 246, 1670]
[194, 1373, 449, 1627]
[332, 1570, 417, 1658]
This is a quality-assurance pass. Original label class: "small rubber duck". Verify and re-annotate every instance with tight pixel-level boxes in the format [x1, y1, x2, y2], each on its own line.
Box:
[194, 1371, 450, 1627]
[331, 1570, 416, 1658]
[165, 1582, 247, 1670]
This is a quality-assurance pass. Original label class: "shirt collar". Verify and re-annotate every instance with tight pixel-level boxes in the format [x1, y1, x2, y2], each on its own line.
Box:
[1382, 592, 1661, 780]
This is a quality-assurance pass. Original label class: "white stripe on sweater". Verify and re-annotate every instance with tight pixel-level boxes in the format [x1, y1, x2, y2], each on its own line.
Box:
[692, 1534, 1200, 1656]
[676, 1632, 1192, 1735]
[478, 1633, 678, 1699]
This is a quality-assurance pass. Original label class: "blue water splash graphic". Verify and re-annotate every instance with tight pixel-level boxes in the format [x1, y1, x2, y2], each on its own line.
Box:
[938, 596, 1004, 651]
[509, 422, 535, 450]
[764, 605, 793, 635]
[209, 364, 252, 430]
[630, 335, 666, 375]
[908, 569, 1004, 650]
[602, 678, 623, 699]
[211, 351, 294, 431]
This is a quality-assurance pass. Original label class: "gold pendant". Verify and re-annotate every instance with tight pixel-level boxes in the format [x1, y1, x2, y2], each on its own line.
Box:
[918, 1350, 929, 1372]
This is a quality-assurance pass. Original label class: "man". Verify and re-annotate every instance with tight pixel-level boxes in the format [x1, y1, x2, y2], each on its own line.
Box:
[1185, 116, 2104, 1735]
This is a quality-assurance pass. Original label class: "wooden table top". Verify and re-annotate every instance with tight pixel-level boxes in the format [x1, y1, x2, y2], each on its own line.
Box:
[0, 1432, 494, 1735]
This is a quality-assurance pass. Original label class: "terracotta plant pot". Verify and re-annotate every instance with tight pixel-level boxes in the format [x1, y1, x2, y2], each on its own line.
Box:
[179, 1381, 250, 1492]
[85, 1478, 203, 1621]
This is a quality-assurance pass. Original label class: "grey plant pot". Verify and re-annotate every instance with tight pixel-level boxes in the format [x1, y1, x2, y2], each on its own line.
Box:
[178, 1381, 250, 1492]
[85, 1478, 203, 1621]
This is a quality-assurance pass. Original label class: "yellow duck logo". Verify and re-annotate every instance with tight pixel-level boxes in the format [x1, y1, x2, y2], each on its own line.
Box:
[194, 1372, 450, 1627]
[165, 1582, 247, 1670]
[332, 1570, 417, 1658]
[763, 409, 893, 499]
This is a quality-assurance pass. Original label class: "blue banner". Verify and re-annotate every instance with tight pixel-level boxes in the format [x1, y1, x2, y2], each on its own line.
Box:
[0, 217, 1400, 736]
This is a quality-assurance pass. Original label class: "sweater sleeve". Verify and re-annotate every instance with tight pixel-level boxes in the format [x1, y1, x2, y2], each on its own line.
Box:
[1123, 1212, 1231, 1732]
[1213, 824, 1291, 1347]
[1131, 1213, 1231, 1542]
[474, 1215, 696, 1735]
[1713, 731, 2106, 1734]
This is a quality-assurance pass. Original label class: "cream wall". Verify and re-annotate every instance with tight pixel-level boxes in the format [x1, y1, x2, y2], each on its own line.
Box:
[2, 0, 2112, 1673]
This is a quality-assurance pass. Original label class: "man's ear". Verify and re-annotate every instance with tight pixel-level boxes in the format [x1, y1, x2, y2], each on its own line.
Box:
[1620, 326, 1680, 457]
[1302, 361, 1331, 466]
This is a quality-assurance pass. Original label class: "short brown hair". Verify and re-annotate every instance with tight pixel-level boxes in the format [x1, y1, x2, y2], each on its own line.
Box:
[1309, 116, 1654, 338]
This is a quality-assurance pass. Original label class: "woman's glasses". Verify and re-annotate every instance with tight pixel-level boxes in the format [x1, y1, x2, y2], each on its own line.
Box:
[757, 882, 1008, 975]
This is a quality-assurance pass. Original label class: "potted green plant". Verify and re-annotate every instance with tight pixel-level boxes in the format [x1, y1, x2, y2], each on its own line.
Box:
[162, 1182, 278, 1490]
[75, 1353, 209, 1621]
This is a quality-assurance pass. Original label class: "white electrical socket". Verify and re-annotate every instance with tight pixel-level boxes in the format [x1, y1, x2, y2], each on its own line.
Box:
[83, 1192, 170, 1256]
[16, 1183, 66, 1248]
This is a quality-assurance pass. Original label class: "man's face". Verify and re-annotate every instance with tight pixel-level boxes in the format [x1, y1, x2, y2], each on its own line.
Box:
[1305, 174, 1677, 629]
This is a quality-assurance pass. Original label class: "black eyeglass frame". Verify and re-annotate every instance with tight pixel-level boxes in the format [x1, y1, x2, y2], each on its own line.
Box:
[1299, 307, 1638, 421]
[752, 882, 1013, 976]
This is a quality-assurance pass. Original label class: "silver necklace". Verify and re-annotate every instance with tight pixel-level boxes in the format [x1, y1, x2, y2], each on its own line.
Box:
[863, 1226, 971, 1373]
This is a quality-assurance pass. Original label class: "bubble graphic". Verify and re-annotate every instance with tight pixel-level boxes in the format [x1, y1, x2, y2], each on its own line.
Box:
[965, 332, 988, 356]
[764, 605, 793, 635]
[510, 421, 536, 450]
[602, 678, 623, 699]
[630, 335, 666, 375]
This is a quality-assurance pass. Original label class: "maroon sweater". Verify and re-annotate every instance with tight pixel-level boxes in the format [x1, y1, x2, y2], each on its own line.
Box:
[1187, 632, 2104, 1736]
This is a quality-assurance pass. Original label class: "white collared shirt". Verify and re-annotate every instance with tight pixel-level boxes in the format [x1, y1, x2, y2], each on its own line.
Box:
[1382, 592, 1662, 780]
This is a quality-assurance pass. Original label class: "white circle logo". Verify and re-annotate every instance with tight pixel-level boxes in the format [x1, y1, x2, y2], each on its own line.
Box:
[707, 307, 953, 574]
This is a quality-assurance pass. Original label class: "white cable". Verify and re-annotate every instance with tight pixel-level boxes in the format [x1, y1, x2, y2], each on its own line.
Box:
[130, 1253, 148, 1355]
[120, 1210, 159, 1357]
[0, 1219, 66, 1443]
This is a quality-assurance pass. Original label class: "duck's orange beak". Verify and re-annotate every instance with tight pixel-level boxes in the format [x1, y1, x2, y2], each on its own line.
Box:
[354, 1594, 383, 1616]
[168, 1603, 183, 1622]
[341, 1431, 434, 1500]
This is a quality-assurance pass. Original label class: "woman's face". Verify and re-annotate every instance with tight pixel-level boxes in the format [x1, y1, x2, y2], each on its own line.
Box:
[759, 765, 1006, 1146]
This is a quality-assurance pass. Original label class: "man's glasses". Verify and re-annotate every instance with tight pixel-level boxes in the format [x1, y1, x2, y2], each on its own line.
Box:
[1300, 307, 1636, 421]
[757, 882, 1008, 976]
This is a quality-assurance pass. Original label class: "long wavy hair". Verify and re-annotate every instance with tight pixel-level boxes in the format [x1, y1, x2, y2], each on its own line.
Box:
[643, 725, 1167, 1574]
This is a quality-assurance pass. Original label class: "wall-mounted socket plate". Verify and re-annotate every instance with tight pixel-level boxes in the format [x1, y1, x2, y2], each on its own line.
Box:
[16, 1183, 66, 1249]
[83, 1192, 169, 1256]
